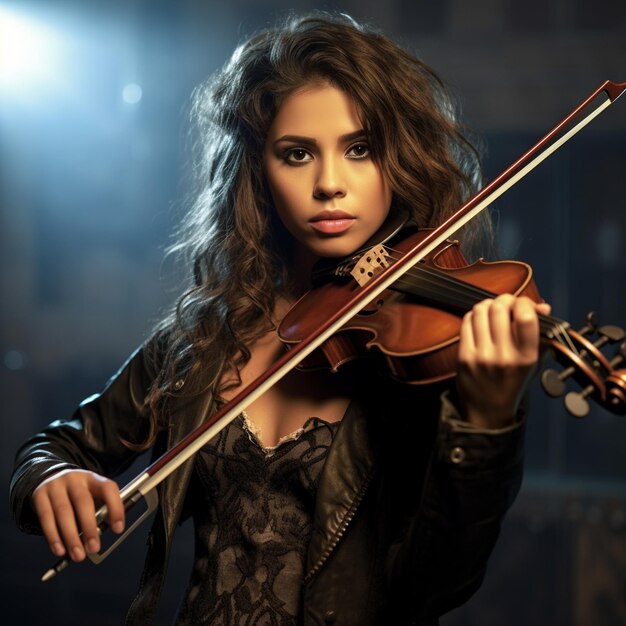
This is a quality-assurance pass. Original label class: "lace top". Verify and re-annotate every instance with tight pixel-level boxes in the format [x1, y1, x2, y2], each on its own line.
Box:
[175, 412, 340, 625]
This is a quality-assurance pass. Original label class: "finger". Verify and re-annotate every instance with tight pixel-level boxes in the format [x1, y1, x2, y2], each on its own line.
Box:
[470, 298, 496, 353]
[512, 297, 541, 359]
[48, 488, 85, 562]
[93, 477, 125, 534]
[32, 490, 66, 557]
[68, 482, 100, 555]
[458, 310, 476, 365]
[488, 295, 518, 356]
[536, 301, 552, 316]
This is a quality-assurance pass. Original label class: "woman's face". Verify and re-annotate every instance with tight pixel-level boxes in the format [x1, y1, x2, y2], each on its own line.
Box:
[263, 83, 392, 263]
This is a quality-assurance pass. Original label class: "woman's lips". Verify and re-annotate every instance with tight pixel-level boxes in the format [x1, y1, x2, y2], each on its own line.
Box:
[310, 212, 356, 234]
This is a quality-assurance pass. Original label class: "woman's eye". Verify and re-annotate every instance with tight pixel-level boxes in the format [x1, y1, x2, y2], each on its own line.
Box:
[347, 143, 370, 159]
[284, 148, 312, 164]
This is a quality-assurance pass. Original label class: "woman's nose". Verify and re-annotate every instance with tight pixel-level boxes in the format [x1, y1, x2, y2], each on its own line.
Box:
[313, 157, 346, 200]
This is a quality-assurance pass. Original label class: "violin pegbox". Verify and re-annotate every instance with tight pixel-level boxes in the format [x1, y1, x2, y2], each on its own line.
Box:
[350, 245, 392, 286]
[540, 312, 626, 418]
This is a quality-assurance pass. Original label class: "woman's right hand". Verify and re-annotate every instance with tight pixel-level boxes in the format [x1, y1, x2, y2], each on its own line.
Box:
[31, 469, 125, 562]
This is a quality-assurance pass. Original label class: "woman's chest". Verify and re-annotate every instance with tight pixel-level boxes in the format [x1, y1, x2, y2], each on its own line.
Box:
[221, 332, 352, 447]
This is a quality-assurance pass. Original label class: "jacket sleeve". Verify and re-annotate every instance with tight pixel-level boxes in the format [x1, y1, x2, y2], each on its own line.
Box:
[9, 339, 161, 535]
[386, 389, 527, 622]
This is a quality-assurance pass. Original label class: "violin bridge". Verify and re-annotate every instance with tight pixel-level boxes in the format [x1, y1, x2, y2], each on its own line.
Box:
[350, 245, 391, 286]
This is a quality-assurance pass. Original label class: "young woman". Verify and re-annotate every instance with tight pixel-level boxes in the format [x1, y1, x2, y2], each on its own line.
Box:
[11, 12, 549, 626]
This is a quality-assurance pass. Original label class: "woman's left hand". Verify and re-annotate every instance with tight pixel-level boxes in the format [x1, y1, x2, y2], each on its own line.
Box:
[456, 293, 551, 429]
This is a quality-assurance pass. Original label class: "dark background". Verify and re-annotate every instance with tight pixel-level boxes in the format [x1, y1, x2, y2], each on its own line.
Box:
[1, 1, 626, 624]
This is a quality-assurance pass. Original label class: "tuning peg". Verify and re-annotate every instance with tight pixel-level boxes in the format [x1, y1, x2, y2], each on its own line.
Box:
[578, 311, 598, 335]
[541, 368, 568, 397]
[597, 325, 625, 343]
[564, 386, 593, 418]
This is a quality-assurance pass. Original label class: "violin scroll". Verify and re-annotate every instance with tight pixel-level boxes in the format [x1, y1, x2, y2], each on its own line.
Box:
[540, 312, 626, 418]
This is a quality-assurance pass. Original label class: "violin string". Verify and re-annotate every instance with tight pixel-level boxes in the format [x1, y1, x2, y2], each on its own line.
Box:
[382, 248, 496, 309]
[381, 247, 517, 310]
[378, 247, 582, 355]
[553, 322, 579, 355]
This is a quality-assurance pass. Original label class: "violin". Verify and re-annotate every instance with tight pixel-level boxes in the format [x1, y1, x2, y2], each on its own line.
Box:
[40, 79, 626, 581]
[279, 220, 626, 418]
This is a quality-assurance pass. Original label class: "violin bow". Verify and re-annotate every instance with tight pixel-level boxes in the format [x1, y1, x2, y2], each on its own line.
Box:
[41, 80, 626, 581]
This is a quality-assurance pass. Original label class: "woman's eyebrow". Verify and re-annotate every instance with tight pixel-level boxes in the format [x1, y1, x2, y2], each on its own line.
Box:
[340, 129, 368, 142]
[272, 129, 367, 146]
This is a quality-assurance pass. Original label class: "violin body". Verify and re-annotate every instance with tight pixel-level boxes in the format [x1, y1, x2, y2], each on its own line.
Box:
[279, 227, 543, 384]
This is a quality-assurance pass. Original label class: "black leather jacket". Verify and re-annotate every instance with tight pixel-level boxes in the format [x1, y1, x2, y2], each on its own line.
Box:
[10, 341, 526, 626]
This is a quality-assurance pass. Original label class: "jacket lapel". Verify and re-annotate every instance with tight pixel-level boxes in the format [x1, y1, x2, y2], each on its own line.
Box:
[306, 396, 378, 578]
